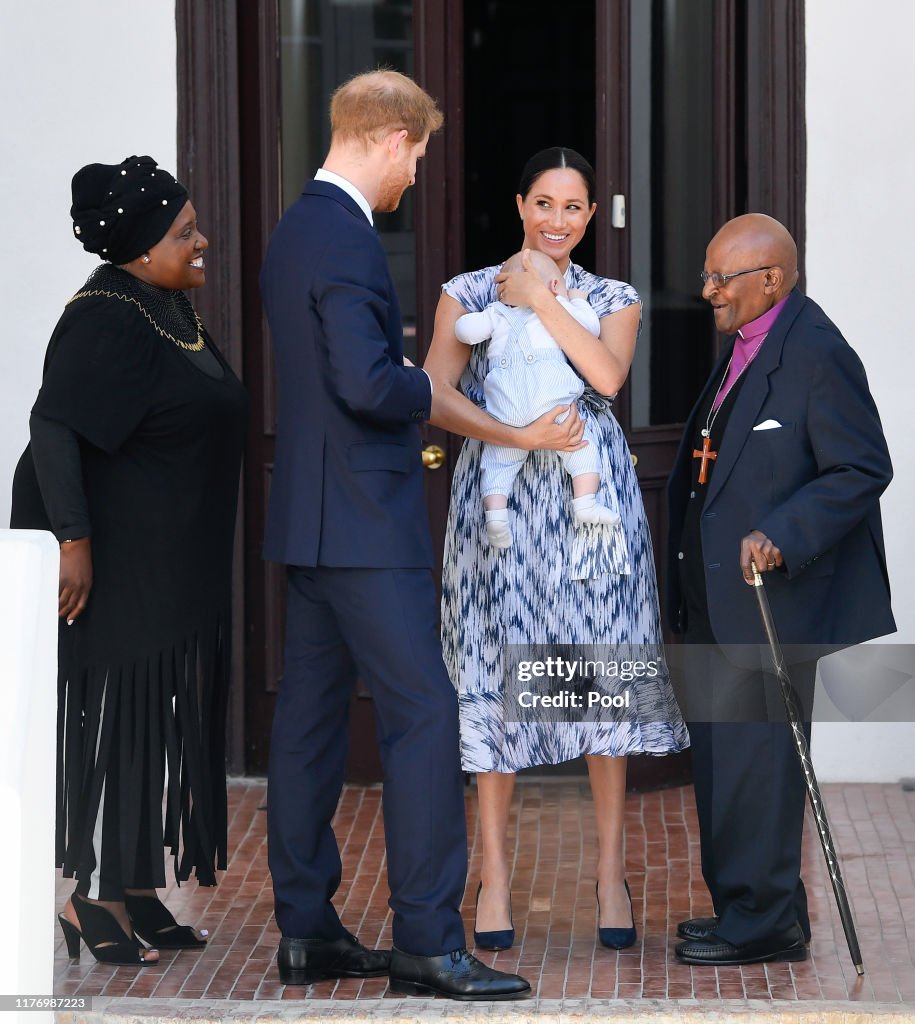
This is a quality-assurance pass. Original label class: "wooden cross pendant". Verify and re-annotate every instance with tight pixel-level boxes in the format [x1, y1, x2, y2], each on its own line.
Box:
[692, 435, 717, 484]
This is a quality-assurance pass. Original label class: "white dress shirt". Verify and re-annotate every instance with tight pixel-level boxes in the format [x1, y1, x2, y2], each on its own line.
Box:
[314, 168, 373, 225]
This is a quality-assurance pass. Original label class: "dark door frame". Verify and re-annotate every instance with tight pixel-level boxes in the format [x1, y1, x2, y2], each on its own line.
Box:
[176, 0, 806, 776]
[176, 0, 247, 770]
[413, 0, 467, 581]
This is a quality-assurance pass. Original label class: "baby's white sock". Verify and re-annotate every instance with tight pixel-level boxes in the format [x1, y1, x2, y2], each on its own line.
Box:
[484, 508, 513, 549]
[572, 494, 621, 527]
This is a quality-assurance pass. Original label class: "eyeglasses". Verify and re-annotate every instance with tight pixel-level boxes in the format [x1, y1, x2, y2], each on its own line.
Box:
[700, 266, 773, 288]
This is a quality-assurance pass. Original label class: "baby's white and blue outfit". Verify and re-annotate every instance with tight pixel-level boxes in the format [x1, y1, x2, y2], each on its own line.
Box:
[456, 296, 620, 546]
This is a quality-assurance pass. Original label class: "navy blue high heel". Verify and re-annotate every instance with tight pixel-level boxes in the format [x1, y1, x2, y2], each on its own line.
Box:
[473, 881, 515, 951]
[597, 880, 637, 949]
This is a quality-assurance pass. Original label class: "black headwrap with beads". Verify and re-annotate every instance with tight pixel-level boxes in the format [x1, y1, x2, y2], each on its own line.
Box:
[70, 155, 189, 265]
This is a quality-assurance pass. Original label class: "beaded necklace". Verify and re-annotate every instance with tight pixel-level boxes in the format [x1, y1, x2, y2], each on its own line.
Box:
[67, 265, 205, 352]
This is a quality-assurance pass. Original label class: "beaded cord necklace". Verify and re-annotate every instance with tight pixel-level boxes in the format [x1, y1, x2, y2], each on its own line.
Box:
[67, 264, 205, 352]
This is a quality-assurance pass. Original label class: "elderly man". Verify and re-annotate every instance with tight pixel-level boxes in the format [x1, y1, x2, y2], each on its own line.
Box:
[667, 214, 894, 966]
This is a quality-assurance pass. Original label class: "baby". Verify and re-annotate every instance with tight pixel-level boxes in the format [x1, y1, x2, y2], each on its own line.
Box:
[455, 249, 620, 549]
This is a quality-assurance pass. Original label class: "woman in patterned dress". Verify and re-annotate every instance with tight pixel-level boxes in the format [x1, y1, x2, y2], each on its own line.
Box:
[424, 148, 688, 948]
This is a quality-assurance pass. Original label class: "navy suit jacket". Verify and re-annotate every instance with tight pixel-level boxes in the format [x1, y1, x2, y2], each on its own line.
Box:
[260, 180, 433, 568]
[667, 290, 895, 648]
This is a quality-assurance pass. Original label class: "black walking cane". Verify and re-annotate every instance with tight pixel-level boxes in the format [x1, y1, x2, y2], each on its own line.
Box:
[750, 560, 865, 975]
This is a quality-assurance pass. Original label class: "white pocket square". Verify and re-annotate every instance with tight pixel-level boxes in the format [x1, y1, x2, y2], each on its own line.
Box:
[753, 419, 782, 431]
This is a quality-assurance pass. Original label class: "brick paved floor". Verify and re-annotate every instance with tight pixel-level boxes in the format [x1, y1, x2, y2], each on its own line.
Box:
[53, 777, 915, 1005]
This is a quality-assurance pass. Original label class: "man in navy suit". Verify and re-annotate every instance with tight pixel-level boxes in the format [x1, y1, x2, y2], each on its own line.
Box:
[667, 214, 894, 966]
[259, 70, 529, 1000]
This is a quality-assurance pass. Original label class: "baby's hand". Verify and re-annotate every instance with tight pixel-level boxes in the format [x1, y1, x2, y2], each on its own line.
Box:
[568, 288, 588, 301]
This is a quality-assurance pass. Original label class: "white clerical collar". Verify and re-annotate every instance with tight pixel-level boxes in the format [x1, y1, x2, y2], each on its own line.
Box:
[314, 168, 374, 225]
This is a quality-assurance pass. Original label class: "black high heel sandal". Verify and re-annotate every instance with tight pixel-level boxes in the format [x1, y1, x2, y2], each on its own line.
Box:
[58, 893, 155, 965]
[124, 893, 207, 949]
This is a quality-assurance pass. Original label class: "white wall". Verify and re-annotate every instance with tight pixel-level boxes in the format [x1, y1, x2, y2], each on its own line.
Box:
[0, 13, 175, 1002]
[0, 531, 58, 1024]
[0, 1, 177, 526]
[806, 0, 915, 780]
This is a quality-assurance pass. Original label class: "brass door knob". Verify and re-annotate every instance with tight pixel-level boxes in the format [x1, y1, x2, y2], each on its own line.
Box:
[422, 444, 446, 470]
[630, 452, 639, 467]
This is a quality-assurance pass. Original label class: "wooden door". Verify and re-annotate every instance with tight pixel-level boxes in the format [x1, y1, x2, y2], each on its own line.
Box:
[177, 0, 804, 779]
[236, 0, 445, 775]
[429, 0, 701, 787]
[417, 0, 804, 789]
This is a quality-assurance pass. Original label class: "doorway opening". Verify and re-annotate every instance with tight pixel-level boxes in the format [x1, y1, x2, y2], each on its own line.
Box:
[463, 0, 597, 273]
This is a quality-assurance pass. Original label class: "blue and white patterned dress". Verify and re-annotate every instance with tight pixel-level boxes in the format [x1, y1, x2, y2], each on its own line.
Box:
[441, 263, 689, 772]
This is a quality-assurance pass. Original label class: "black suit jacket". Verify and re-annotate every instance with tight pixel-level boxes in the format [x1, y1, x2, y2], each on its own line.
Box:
[667, 289, 895, 648]
[260, 180, 433, 568]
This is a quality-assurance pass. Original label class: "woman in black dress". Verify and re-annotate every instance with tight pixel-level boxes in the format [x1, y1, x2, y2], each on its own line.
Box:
[10, 156, 248, 965]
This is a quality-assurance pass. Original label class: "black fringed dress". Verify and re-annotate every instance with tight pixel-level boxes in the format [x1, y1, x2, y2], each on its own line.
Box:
[10, 265, 248, 897]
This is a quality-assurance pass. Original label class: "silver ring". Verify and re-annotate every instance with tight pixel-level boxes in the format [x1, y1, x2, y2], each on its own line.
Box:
[767, 562, 775, 568]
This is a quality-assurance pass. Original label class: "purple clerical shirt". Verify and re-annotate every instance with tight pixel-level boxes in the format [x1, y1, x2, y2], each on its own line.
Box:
[712, 295, 790, 410]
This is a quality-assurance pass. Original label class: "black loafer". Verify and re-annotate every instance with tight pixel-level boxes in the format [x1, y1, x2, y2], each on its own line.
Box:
[675, 923, 807, 966]
[676, 915, 719, 941]
[677, 915, 812, 944]
[388, 946, 531, 1000]
[278, 932, 390, 985]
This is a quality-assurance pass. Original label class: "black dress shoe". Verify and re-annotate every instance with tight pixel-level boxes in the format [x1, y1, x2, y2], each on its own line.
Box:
[278, 932, 390, 985]
[677, 915, 811, 944]
[388, 946, 531, 1000]
[676, 915, 719, 941]
[675, 922, 807, 966]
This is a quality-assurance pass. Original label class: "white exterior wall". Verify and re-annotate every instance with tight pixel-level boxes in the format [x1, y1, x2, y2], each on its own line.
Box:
[0, 6, 176, 1007]
[806, 0, 915, 780]
[0, 1, 177, 525]
[0, 532, 58, 1023]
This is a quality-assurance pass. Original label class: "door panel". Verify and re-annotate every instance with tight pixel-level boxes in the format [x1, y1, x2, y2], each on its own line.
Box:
[627, 0, 717, 432]
[239, 0, 421, 776]
[622, 0, 720, 657]
[461, 0, 597, 274]
[451, 0, 696, 787]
